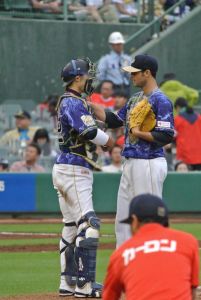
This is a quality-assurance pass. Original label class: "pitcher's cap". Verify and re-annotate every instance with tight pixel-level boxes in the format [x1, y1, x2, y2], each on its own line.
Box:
[122, 54, 158, 74]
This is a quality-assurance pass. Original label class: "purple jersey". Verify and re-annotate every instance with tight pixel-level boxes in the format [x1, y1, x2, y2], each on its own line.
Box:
[56, 94, 97, 169]
[117, 89, 174, 159]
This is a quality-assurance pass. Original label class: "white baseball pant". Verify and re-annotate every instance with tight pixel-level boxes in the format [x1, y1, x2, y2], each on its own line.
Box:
[52, 164, 94, 224]
[115, 157, 167, 247]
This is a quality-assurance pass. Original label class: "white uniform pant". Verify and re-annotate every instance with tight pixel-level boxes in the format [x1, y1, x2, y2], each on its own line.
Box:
[115, 157, 167, 247]
[52, 164, 94, 225]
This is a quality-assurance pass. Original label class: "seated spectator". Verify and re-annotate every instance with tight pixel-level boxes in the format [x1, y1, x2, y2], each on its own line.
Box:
[0, 111, 38, 152]
[108, 90, 127, 141]
[160, 73, 199, 107]
[175, 161, 189, 172]
[91, 80, 115, 110]
[96, 146, 111, 167]
[84, 0, 118, 23]
[113, 90, 127, 112]
[32, 128, 57, 157]
[164, 143, 174, 171]
[112, 0, 137, 20]
[30, 0, 62, 13]
[0, 159, 9, 172]
[10, 143, 45, 173]
[163, 0, 195, 23]
[102, 145, 123, 172]
[47, 95, 59, 131]
[174, 98, 201, 171]
[36, 96, 50, 120]
[174, 97, 188, 114]
[68, 0, 90, 20]
[116, 135, 125, 148]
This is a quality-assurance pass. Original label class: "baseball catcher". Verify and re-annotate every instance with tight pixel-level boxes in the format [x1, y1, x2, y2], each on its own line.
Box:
[52, 58, 114, 298]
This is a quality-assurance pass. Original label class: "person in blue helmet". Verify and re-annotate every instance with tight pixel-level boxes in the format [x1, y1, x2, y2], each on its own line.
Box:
[52, 57, 114, 298]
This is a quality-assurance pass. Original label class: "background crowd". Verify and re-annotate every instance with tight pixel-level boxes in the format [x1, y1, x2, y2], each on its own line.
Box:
[0, 0, 200, 25]
[29, 0, 200, 24]
[0, 30, 200, 174]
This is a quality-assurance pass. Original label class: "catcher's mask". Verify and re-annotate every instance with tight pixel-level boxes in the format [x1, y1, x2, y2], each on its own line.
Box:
[61, 58, 97, 95]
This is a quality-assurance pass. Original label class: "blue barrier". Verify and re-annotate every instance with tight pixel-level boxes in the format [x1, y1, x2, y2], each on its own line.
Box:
[0, 174, 36, 212]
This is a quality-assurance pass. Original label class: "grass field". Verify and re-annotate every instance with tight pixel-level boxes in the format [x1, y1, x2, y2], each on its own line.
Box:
[0, 222, 200, 297]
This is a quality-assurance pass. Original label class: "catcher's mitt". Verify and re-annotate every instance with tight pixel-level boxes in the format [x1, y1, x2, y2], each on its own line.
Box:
[129, 98, 156, 132]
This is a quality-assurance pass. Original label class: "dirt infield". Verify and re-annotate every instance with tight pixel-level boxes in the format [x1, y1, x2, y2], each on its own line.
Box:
[0, 242, 115, 252]
[0, 216, 201, 253]
[0, 293, 72, 300]
[0, 215, 201, 224]
[1, 290, 201, 300]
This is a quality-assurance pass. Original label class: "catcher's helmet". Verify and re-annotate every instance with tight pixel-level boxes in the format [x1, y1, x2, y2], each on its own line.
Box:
[61, 58, 96, 86]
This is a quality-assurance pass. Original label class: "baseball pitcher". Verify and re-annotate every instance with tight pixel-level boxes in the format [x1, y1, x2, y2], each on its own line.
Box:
[89, 54, 174, 247]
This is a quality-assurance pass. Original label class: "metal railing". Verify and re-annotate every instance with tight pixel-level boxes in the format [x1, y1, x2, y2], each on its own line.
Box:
[125, 0, 188, 53]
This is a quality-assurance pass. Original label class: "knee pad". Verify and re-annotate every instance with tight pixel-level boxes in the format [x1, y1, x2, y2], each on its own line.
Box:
[60, 223, 77, 287]
[76, 211, 100, 248]
[75, 211, 100, 287]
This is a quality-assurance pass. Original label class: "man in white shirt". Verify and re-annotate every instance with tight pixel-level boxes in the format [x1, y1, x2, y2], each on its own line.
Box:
[97, 32, 131, 97]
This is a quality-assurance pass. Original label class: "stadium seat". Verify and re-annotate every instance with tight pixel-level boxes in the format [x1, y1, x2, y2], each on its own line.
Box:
[3, 99, 36, 112]
[0, 103, 22, 129]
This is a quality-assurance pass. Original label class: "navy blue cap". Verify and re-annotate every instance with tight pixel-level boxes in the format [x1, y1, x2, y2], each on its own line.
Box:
[122, 54, 158, 74]
[120, 194, 168, 224]
[14, 110, 31, 119]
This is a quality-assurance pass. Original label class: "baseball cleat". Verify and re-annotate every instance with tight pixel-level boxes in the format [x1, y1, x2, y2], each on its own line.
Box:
[59, 289, 74, 297]
[74, 282, 102, 298]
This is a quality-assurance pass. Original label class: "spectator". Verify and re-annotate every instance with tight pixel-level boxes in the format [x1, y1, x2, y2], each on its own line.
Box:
[83, 0, 118, 23]
[163, 0, 195, 23]
[32, 128, 57, 157]
[163, 143, 174, 171]
[102, 145, 123, 172]
[91, 80, 115, 110]
[67, 0, 90, 20]
[113, 90, 128, 111]
[10, 143, 45, 173]
[174, 96, 188, 114]
[103, 194, 199, 300]
[160, 73, 199, 107]
[112, 0, 138, 20]
[0, 159, 9, 172]
[48, 95, 59, 131]
[95, 146, 111, 167]
[115, 135, 125, 148]
[174, 98, 201, 170]
[111, 90, 128, 140]
[97, 32, 132, 97]
[0, 111, 38, 151]
[30, 0, 62, 13]
[175, 161, 189, 172]
[37, 97, 49, 114]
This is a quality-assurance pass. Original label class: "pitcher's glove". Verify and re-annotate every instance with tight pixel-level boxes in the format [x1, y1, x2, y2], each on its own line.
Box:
[129, 98, 156, 132]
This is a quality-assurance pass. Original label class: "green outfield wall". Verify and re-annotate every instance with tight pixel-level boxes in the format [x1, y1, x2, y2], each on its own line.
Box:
[0, 173, 201, 213]
[0, 18, 142, 103]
